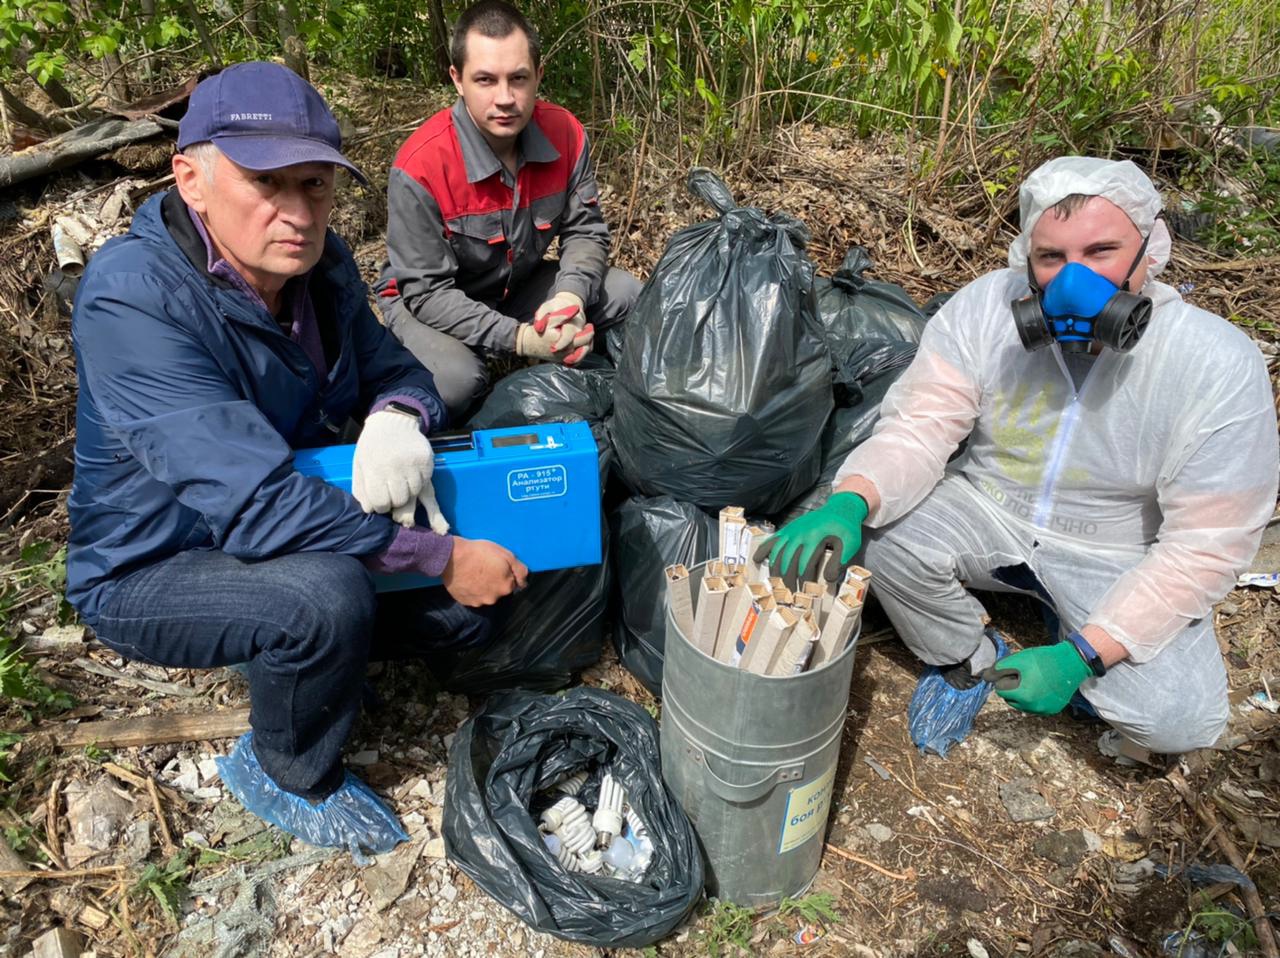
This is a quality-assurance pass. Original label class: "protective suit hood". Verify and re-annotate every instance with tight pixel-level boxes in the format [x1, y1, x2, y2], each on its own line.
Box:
[1008, 156, 1172, 279]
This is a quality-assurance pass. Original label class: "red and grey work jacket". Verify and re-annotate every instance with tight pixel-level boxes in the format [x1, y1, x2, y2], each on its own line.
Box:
[377, 99, 610, 351]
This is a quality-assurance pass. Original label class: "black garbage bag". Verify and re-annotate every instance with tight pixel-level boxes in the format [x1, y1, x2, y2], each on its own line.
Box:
[602, 323, 627, 364]
[439, 520, 611, 693]
[832, 339, 919, 407]
[443, 687, 704, 948]
[438, 366, 615, 692]
[608, 496, 719, 696]
[816, 247, 928, 368]
[611, 168, 832, 515]
[772, 340, 918, 525]
[467, 358, 616, 430]
[469, 358, 618, 481]
[921, 290, 954, 317]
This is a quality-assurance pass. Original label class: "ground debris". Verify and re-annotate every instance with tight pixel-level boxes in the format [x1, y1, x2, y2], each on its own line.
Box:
[998, 778, 1055, 823]
[61, 776, 133, 865]
[1033, 829, 1095, 868]
[30, 926, 83, 958]
[916, 874, 989, 913]
[363, 840, 423, 912]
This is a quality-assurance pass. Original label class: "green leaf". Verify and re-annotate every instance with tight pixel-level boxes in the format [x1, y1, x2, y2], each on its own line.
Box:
[694, 75, 720, 108]
[155, 15, 187, 45]
[626, 35, 648, 72]
[81, 32, 119, 58]
[19, 542, 54, 566]
[0, 731, 22, 784]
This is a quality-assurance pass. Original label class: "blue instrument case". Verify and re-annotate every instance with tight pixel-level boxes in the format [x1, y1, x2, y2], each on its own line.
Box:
[294, 421, 602, 590]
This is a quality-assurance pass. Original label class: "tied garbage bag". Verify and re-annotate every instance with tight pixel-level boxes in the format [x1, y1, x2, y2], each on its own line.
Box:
[816, 247, 928, 368]
[609, 496, 720, 696]
[443, 687, 704, 948]
[773, 340, 917, 524]
[611, 168, 832, 515]
[430, 365, 615, 693]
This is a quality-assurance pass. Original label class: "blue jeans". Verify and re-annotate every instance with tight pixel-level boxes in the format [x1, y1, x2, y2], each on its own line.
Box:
[94, 549, 496, 799]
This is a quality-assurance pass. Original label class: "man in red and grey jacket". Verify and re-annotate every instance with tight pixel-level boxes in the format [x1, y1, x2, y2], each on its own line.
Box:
[376, 0, 640, 417]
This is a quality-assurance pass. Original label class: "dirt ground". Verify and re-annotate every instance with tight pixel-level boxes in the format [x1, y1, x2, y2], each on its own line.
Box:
[1, 73, 1278, 958]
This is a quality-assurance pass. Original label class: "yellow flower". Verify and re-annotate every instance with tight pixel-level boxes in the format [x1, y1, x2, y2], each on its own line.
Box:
[936, 65, 947, 78]
[832, 57, 844, 69]
[806, 50, 819, 64]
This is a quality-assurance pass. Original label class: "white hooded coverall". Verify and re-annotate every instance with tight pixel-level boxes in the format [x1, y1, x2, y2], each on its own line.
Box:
[836, 158, 1279, 753]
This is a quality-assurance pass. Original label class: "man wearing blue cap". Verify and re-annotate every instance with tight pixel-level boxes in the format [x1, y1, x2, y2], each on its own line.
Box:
[67, 61, 528, 860]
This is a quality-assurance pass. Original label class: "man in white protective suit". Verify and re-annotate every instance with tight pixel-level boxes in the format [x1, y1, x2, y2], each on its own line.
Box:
[756, 156, 1279, 758]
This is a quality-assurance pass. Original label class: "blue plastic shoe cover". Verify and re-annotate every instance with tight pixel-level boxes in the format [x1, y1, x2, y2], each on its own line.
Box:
[907, 631, 1009, 758]
[1066, 689, 1101, 722]
[215, 732, 408, 864]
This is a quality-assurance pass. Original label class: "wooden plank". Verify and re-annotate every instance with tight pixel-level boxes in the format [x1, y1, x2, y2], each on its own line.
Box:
[52, 708, 250, 749]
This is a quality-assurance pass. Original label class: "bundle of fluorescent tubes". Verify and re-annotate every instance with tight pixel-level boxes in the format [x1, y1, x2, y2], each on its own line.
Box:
[664, 506, 869, 676]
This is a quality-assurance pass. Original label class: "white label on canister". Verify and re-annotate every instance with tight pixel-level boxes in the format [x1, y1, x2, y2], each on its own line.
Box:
[778, 763, 836, 854]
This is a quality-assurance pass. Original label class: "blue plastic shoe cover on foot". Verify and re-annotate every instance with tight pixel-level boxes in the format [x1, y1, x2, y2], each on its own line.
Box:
[908, 632, 1009, 758]
[215, 732, 408, 864]
[1067, 689, 1101, 722]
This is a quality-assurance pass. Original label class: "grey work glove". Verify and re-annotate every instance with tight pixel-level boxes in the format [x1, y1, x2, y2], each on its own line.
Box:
[352, 408, 439, 529]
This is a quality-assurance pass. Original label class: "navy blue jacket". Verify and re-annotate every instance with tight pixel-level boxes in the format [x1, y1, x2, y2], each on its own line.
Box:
[68, 190, 446, 624]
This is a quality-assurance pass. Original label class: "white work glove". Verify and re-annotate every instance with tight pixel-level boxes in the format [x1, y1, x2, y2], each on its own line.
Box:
[515, 296, 594, 366]
[533, 290, 584, 326]
[352, 408, 437, 529]
[417, 478, 451, 535]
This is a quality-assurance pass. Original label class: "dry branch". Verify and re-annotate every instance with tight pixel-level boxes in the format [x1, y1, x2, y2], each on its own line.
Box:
[824, 843, 916, 880]
[0, 865, 124, 880]
[51, 707, 250, 749]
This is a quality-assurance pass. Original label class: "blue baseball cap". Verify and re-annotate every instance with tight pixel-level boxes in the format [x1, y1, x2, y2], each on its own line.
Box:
[177, 61, 367, 184]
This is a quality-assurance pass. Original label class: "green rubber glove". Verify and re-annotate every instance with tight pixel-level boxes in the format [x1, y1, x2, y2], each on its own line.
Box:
[753, 492, 869, 582]
[987, 641, 1092, 715]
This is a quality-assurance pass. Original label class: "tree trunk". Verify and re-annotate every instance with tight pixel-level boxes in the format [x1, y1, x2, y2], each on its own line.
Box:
[276, 0, 309, 81]
[71, 0, 130, 103]
[244, 0, 261, 40]
[100, 52, 130, 104]
[0, 116, 163, 188]
[428, 0, 451, 83]
[0, 81, 71, 133]
[138, 0, 155, 81]
[184, 0, 223, 66]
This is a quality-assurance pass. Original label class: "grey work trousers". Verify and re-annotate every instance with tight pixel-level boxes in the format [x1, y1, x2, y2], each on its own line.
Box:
[384, 261, 641, 420]
[862, 475, 1229, 754]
